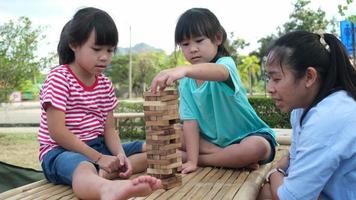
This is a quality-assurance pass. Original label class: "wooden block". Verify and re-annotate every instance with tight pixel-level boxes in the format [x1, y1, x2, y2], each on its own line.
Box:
[146, 143, 180, 151]
[146, 139, 171, 145]
[143, 110, 165, 116]
[143, 106, 156, 111]
[161, 113, 180, 120]
[146, 125, 175, 130]
[146, 120, 171, 126]
[162, 175, 183, 190]
[146, 149, 177, 155]
[145, 129, 172, 135]
[147, 168, 173, 175]
[160, 143, 181, 151]
[147, 157, 181, 165]
[149, 160, 182, 170]
[143, 90, 178, 97]
[147, 152, 181, 162]
[155, 104, 179, 111]
[144, 96, 158, 101]
[143, 99, 178, 106]
[146, 133, 180, 141]
[160, 94, 179, 102]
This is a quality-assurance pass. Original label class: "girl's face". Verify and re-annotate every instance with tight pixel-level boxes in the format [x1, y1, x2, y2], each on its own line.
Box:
[266, 62, 310, 113]
[179, 36, 221, 64]
[70, 30, 115, 77]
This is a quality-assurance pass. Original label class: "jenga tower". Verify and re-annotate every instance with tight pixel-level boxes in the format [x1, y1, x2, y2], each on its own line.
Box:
[143, 89, 182, 190]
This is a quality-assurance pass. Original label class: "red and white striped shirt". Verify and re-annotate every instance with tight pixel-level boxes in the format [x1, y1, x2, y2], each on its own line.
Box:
[38, 65, 118, 161]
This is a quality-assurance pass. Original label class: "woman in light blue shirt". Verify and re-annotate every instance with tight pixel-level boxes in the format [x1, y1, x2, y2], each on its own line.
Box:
[259, 31, 356, 200]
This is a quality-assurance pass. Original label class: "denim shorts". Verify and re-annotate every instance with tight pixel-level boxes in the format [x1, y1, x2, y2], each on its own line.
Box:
[41, 137, 144, 186]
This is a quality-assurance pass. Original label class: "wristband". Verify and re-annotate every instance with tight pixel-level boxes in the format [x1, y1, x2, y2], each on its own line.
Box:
[265, 168, 286, 183]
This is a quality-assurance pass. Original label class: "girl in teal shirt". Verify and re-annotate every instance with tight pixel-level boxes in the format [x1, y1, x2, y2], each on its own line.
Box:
[151, 8, 276, 174]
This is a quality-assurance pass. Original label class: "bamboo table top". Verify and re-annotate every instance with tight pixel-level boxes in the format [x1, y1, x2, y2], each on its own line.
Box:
[0, 145, 289, 200]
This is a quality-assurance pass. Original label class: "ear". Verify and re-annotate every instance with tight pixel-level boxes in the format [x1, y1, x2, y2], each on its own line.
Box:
[214, 32, 223, 46]
[305, 67, 318, 88]
[69, 43, 77, 52]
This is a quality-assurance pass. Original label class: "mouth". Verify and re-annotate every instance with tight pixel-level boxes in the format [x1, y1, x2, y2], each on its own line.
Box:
[272, 98, 282, 106]
[96, 65, 106, 69]
[191, 56, 201, 61]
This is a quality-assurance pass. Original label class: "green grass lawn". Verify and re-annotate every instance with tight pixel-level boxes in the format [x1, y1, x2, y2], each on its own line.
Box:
[0, 132, 40, 170]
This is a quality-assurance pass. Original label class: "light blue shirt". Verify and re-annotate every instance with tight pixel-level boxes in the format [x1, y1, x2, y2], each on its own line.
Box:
[278, 90, 356, 200]
[179, 57, 275, 147]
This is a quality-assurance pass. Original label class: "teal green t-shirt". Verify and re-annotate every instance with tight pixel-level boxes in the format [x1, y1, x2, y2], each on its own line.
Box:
[179, 57, 276, 147]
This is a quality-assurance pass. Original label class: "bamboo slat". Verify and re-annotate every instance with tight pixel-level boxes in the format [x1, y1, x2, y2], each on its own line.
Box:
[0, 180, 48, 200]
[1, 145, 291, 200]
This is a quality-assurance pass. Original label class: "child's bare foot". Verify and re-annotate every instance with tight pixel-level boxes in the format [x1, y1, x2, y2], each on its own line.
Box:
[181, 161, 198, 174]
[100, 175, 162, 200]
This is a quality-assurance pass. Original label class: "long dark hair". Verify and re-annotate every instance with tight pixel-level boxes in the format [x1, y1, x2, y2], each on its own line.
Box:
[57, 7, 118, 65]
[266, 31, 356, 125]
[174, 8, 230, 58]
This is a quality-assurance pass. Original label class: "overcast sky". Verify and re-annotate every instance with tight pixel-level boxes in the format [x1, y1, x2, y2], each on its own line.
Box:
[0, 0, 355, 57]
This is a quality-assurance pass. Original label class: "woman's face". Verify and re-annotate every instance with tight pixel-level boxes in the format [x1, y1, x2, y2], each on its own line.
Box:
[266, 62, 310, 113]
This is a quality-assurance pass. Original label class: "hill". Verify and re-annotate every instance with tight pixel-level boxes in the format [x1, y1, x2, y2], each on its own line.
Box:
[117, 43, 164, 55]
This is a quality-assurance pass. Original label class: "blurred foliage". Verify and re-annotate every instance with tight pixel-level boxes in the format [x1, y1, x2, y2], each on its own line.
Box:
[255, 0, 337, 61]
[0, 17, 55, 102]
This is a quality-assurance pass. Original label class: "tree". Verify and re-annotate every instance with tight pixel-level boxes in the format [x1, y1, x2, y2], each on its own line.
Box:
[256, 0, 335, 61]
[238, 55, 260, 95]
[338, 0, 356, 22]
[0, 17, 49, 102]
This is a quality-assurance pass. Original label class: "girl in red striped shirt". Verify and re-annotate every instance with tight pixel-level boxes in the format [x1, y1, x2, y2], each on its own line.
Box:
[39, 7, 161, 199]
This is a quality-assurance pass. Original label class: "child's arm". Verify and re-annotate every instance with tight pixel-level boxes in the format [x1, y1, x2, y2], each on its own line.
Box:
[151, 63, 229, 92]
[181, 120, 200, 174]
[103, 111, 132, 178]
[46, 106, 119, 173]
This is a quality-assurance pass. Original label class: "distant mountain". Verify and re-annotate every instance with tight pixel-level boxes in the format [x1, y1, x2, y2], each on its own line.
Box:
[117, 43, 164, 55]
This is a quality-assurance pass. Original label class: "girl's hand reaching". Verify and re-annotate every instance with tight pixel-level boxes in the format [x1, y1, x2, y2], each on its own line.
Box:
[150, 67, 188, 92]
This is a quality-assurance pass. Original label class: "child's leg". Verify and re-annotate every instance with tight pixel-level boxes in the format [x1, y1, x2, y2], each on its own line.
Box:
[197, 135, 272, 169]
[72, 161, 161, 200]
[124, 141, 147, 174]
[129, 152, 147, 173]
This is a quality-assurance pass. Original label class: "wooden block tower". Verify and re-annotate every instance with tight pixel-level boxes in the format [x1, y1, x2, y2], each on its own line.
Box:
[143, 89, 182, 190]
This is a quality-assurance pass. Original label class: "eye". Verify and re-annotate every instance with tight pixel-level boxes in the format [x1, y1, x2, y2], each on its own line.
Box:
[195, 37, 205, 43]
[92, 47, 100, 51]
[180, 42, 189, 47]
[265, 75, 270, 81]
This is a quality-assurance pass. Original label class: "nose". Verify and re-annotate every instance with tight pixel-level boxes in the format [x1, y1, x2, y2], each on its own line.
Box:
[189, 44, 198, 53]
[99, 52, 110, 61]
[266, 80, 275, 94]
